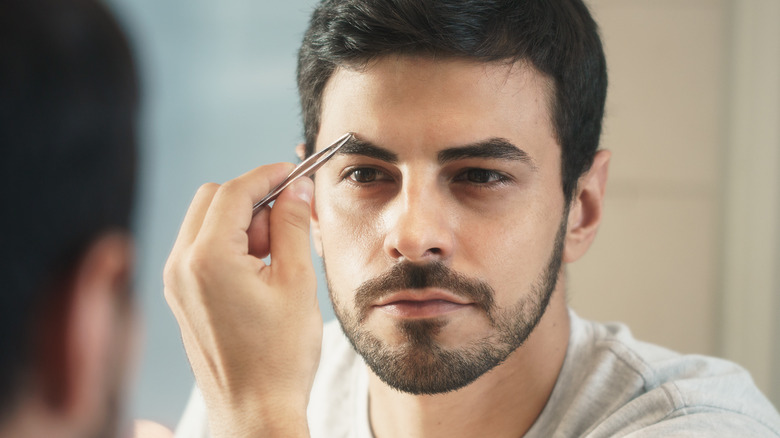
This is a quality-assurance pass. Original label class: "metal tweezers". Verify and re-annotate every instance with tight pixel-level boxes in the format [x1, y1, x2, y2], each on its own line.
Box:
[252, 132, 353, 215]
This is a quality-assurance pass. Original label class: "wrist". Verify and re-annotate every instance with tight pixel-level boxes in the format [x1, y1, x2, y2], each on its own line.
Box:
[208, 396, 310, 438]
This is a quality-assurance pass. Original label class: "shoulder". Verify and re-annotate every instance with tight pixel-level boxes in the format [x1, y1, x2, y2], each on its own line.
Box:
[308, 319, 368, 438]
[310, 319, 362, 394]
[320, 318, 357, 362]
[173, 386, 209, 438]
[529, 311, 780, 437]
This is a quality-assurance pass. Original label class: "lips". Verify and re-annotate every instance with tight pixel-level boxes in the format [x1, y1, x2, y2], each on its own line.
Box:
[373, 289, 472, 306]
[353, 262, 496, 322]
[372, 289, 474, 318]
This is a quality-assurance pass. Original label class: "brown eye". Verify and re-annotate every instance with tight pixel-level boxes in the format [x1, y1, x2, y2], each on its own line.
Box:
[466, 169, 493, 183]
[455, 168, 508, 184]
[347, 168, 380, 183]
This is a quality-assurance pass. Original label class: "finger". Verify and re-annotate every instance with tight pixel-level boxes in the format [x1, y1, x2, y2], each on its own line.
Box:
[198, 162, 295, 246]
[169, 183, 220, 255]
[268, 177, 315, 286]
[247, 206, 271, 258]
[164, 183, 222, 320]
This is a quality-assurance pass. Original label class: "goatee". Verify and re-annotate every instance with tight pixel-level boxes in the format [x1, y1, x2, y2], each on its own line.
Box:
[326, 214, 567, 395]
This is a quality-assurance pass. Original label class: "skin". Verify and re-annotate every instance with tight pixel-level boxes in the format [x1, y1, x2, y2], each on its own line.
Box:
[165, 55, 609, 437]
[0, 233, 144, 438]
[165, 166, 319, 438]
[310, 56, 610, 437]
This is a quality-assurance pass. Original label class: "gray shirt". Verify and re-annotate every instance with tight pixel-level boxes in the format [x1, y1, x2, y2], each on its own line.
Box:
[175, 310, 780, 437]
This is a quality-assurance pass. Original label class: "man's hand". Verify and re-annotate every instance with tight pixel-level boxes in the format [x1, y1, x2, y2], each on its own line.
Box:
[163, 163, 321, 437]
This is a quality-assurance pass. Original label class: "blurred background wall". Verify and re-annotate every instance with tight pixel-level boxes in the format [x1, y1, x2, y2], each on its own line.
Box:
[104, 0, 780, 428]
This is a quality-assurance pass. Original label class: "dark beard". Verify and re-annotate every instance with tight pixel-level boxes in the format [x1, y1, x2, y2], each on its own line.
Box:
[326, 214, 567, 395]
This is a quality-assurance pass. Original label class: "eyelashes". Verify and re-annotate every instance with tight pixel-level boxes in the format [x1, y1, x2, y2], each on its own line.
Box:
[340, 166, 514, 188]
[452, 168, 513, 185]
[342, 167, 391, 184]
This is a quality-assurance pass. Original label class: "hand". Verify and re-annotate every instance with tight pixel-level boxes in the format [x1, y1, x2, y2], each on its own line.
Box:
[133, 420, 173, 438]
[163, 163, 321, 437]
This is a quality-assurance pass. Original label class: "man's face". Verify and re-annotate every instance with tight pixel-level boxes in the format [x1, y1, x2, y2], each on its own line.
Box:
[311, 56, 567, 394]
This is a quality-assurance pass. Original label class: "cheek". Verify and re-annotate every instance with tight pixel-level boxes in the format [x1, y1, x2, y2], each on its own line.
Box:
[325, 201, 379, 253]
[316, 191, 385, 282]
[462, 207, 559, 305]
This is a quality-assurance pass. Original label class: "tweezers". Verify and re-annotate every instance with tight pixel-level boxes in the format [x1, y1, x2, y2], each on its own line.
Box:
[252, 132, 353, 215]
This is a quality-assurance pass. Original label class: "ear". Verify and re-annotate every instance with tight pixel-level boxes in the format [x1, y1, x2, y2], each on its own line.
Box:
[563, 150, 611, 263]
[36, 232, 134, 427]
[295, 142, 306, 161]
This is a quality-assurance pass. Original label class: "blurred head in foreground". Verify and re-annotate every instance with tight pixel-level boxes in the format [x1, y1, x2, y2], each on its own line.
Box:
[0, 0, 139, 436]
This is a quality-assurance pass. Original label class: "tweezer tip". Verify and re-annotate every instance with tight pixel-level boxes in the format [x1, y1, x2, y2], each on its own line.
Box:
[333, 132, 354, 148]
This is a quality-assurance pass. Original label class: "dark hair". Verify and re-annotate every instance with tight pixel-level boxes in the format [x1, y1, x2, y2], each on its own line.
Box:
[297, 0, 607, 202]
[0, 0, 138, 415]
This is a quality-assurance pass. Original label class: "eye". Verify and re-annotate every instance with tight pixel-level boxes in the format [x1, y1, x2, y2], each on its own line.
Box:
[343, 167, 390, 184]
[454, 168, 511, 184]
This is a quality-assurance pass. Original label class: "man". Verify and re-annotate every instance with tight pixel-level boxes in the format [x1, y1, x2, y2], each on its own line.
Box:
[166, 0, 780, 436]
[0, 0, 171, 437]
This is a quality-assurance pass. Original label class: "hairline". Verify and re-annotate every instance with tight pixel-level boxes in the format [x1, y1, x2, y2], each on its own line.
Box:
[304, 53, 567, 197]
[307, 54, 561, 153]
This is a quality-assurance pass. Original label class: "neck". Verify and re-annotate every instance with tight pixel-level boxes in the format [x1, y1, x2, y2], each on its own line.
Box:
[367, 286, 570, 438]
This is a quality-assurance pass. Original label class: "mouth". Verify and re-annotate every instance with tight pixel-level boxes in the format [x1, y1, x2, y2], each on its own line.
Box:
[372, 289, 475, 319]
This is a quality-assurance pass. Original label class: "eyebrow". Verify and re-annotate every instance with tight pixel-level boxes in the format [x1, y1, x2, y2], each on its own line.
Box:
[438, 138, 536, 169]
[334, 136, 535, 169]
[336, 137, 399, 163]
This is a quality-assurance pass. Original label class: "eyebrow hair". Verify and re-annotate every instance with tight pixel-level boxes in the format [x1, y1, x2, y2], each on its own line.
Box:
[438, 138, 536, 169]
[335, 137, 399, 163]
[333, 136, 534, 169]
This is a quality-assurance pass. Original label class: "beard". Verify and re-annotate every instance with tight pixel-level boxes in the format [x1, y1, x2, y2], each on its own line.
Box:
[325, 214, 568, 395]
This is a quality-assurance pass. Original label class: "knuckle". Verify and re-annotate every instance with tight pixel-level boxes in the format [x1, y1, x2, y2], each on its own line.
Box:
[196, 182, 220, 197]
[218, 179, 244, 197]
[280, 215, 309, 236]
[278, 203, 312, 233]
[163, 253, 191, 308]
[162, 258, 177, 287]
[162, 284, 178, 308]
[185, 247, 209, 275]
[162, 256, 181, 293]
[185, 245, 218, 283]
[164, 245, 212, 288]
[162, 246, 215, 309]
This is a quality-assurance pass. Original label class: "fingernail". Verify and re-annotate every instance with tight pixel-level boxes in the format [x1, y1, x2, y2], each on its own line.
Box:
[291, 178, 313, 205]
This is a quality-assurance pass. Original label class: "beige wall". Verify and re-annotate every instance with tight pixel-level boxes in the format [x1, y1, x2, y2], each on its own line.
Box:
[720, 0, 780, 407]
[570, 0, 780, 405]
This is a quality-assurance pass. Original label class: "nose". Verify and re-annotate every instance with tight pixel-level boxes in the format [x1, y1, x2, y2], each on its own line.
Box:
[382, 181, 455, 263]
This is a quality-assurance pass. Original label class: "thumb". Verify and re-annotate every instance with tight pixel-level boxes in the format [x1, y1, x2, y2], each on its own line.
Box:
[268, 177, 316, 286]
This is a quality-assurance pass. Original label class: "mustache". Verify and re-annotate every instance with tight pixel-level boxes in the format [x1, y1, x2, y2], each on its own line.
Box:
[354, 262, 496, 322]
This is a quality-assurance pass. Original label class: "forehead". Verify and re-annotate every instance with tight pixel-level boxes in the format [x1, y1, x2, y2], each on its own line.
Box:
[316, 56, 557, 158]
